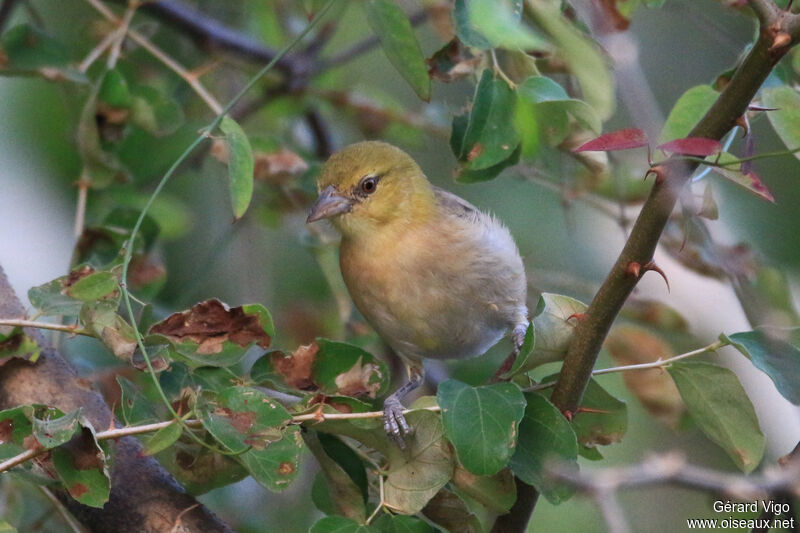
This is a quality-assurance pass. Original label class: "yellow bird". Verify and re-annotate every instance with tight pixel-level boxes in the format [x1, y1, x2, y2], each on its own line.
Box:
[307, 141, 528, 442]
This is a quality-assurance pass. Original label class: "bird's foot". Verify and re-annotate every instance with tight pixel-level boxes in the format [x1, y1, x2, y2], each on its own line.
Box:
[383, 394, 412, 449]
[512, 322, 528, 355]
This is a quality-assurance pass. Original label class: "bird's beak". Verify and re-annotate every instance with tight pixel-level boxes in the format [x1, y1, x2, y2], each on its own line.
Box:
[307, 186, 354, 223]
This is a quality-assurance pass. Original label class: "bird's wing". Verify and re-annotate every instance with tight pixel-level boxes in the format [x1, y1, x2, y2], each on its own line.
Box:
[433, 187, 480, 220]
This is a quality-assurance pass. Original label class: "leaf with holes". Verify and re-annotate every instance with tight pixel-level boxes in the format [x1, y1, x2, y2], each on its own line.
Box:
[52, 426, 110, 508]
[148, 300, 272, 368]
[239, 425, 304, 492]
[438, 379, 526, 476]
[363, 0, 430, 101]
[668, 361, 765, 472]
[510, 392, 578, 504]
[199, 386, 292, 454]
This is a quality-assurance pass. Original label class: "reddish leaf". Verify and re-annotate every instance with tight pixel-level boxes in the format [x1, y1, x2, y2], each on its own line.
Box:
[573, 128, 648, 152]
[657, 137, 722, 157]
[743, 170, 775, 203]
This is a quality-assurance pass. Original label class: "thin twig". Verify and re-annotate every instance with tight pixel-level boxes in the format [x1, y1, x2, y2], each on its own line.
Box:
[78, 29, 119, 73]
[106, 0, 139, 69]
[0, 318, 91, 336]
[73, 173, 90, 238]
[38, 486, 88, 533]
[82, 0, 223, 114]
[0, 406, 442, 474]
[528, 339, 725, 392]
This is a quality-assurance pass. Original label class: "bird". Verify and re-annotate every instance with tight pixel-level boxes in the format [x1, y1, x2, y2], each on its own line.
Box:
[307, 141, 528, 445]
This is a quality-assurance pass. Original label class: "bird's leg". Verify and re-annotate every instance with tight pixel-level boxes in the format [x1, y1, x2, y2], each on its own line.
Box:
[383, 366, 423, 448]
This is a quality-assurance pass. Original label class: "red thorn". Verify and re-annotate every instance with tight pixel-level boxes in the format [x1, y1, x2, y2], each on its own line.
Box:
[643, 260, 670, 292]
[644, 164, 666, 185]
[562, 409, 574, 422]
[625, 261, 642, 278]
[770, 32, 791, 52]
[735, 115, 750, 137]
[566, 312, 587, 323]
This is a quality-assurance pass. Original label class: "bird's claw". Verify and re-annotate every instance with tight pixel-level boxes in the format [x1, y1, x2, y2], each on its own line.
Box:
[383, 395, 412, 449]
[511, 322, 528, 355]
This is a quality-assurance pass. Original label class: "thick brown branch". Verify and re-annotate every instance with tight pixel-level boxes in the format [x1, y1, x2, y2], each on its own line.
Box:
[0, 265, 232, 533]
[550, 8, 797, 415]
[749, 0, 781, 25]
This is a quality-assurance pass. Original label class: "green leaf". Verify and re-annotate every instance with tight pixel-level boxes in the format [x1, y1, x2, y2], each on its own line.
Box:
[32, 407, 82, 449]
[0, 328, 41, 364]
[313, 339, 390, 398]
[363, 0, 430, 101]
[0, 24, 87, 82]
[28, 276, 83, 316]
[527, 293, 587, 368]
[468, 0, 548, 51]
[668, 361, 765, 472]
[710, 152, 774, 203]
[438, 380, 526, 476]
[570, 378, 627, 447]
[659, 84, 718, 143]
[724, 328, 800, 405]
[199, 386, 292, 454]
[116, 376, 158, 426]
[452, 0, 492, 49]
[761, 86, 800, 158]
[143, 422, 182, 456]
[98, 68, 132, 108]
[239, 425, 304, 492]
[219, 116, 254, 221]
[455, 144, 521, 183]
[65, 271, 119, 302]
[503, 322, 534, 378]
[528, 3, 614, 120]
[306, 433, 366, 521]
[0, 406, 34, 459]
[384, 410, 454, 514]
[456, 69, 520, 170]
[130, 85, 185, 136]
[0, 520, 17, 533]
[451, 464, 517, 514]
[510, 393, 578, 504]
[52, 427, 110, 508]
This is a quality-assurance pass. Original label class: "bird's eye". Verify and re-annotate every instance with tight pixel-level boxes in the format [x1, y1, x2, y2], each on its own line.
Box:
[360, 176, 378, 195]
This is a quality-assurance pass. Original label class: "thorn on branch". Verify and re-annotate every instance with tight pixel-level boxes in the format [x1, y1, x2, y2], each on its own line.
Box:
[643, 261, 670, 292]
[769, 31, 792, 52]
[567, 312, 587, 323]
[735, 114, 750, 137]
[625, 261, 641, 279]
[644, 165, 666, 185]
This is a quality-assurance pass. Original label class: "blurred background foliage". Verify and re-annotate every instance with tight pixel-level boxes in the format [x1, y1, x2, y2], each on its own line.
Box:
[1, 0, 799, 532]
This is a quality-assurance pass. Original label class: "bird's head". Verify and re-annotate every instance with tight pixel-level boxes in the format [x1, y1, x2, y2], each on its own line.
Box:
[307, 141, 435, 238]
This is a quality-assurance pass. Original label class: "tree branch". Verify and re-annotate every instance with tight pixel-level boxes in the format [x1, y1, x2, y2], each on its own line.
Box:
[749, 0, 781, 25]
[550, 4, 799, 415]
